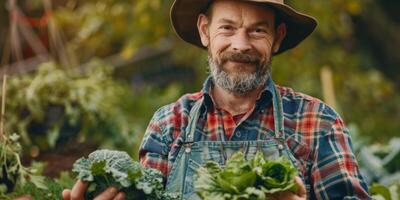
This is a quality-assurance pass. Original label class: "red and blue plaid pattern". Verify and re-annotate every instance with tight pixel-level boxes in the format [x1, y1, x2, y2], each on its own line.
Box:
[139, 77, 370, 199]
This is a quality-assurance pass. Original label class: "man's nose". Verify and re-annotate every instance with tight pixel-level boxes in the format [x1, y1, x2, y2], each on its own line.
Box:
[231, 30, 251, 53]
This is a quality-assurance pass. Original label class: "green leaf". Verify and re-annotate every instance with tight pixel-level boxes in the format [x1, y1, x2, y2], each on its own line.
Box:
[225, 151, 246, 172]
[5, 177, 64, 200]
[9, 133, 20, 142]
[29, 175, 48, 190]
[194, 162, 220, 195]
[251, 151, 266, 174]
[244, 187, 266, 200]
[218, 170, 257, 193]
[127, 167, 142, 182]
[0, 184, 7, 194]
[91, 161, 106, 176]
[258, 157, 297, 194]
[55, 171, 75, 189]
[203, 161, 222, 175]
[370, 183, 392, 200]
[195, 151, 298, 199]
[46, 126, 60, 148]
[72, 149, 179, 200]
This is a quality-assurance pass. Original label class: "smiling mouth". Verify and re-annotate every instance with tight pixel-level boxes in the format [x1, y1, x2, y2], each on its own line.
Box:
[228, 60, 255, 65]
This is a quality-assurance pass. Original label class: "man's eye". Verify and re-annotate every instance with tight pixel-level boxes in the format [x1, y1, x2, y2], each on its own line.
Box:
[220, 25, 233, 30]
[255, 28, 266, 33]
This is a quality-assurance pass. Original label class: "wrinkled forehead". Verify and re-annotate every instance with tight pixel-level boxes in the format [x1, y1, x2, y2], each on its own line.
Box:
[206, 0, 276, 23]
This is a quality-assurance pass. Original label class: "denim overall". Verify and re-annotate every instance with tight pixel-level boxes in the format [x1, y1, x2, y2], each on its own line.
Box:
[166, 84, 302, 200]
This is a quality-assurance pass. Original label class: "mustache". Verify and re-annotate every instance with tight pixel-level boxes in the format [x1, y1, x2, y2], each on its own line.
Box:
[220, 52, 261, 64]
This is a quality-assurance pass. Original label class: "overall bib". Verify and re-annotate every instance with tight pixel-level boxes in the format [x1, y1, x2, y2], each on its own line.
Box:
[166, 84, 302, 200]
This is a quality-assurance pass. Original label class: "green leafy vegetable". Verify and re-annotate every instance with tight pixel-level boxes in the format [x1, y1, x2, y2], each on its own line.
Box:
[4, 177, 65, 200]
[256, 157, 298, 194]
[370, 183, 400, 200]
[73, 149, 179, 200]
[5, 61, 138, 152]
[0, 134, 47, 196]
[194, 151, 298, 200]
[1, 133, 69, 200]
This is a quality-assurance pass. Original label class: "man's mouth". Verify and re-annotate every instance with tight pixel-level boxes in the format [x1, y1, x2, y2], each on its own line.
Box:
[228, 60, 255, 65]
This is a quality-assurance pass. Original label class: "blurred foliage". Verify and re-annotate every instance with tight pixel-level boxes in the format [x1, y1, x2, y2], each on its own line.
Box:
[2, 60, 180, 158]
[273, 0, 400, 140]
[370, 183, 400, 200]
[4, 61, 132, 150]
[352, 132, 400, 185]
[53, 0, 173, 62]
[1, 135, 75, 199]
[0, 133, 47, 197]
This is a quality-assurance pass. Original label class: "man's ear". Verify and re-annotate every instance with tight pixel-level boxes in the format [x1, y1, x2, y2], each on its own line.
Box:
[197, 14, 210, 47]
[272, 23, 287, 53]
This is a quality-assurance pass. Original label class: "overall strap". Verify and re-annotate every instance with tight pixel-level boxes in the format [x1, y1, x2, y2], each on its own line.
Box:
[165, 97, 204, 198]
[184, 97, 204, 143]
[271, 84, 301, 177]
[271, 83, 285, 141]
[268, 83, 288, 156]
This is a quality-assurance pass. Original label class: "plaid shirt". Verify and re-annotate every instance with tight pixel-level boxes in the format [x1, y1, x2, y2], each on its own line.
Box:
[139, 77, 370, 199]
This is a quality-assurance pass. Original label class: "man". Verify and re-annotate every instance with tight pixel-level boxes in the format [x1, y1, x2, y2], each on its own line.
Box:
[63, 0, 370, 199]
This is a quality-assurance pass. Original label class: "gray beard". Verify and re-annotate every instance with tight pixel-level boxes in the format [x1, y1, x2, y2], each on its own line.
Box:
[208, 56, 271, 96]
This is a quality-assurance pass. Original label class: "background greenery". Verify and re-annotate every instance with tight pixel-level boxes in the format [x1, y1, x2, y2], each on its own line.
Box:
[0, 0, 398, 195]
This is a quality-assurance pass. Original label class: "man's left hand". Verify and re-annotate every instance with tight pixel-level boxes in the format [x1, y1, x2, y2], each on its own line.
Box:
[270, 176, 307, 200]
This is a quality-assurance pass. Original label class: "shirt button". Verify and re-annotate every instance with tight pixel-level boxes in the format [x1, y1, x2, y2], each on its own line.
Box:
[236, 131, 241, 137]
[278, 144, 284, 150]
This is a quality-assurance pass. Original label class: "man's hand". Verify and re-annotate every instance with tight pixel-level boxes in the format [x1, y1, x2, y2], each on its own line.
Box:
[62, 180, 126, 200]
[270, 176, 307, 200]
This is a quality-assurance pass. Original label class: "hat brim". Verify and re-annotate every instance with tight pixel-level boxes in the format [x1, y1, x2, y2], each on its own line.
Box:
[171, 0, 317, 55]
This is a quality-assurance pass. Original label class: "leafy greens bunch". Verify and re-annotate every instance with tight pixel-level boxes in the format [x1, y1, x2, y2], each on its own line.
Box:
[369, 182, 400, 200]
[194, 151, 298, 200]
[73, 149, 179, 200]
[5, 61, 137, 152]
[0, 134, 47, 196]
[0, 134, 74, 200]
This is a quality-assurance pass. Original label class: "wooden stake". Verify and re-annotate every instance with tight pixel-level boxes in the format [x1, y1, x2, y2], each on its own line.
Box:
[0, 74, 7, 139]
[320, 66, 338, 111]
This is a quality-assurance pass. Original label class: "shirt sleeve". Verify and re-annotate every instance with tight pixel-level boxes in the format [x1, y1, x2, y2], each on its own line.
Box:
[311, 116, 370, 199]
[139, 108, 171, 178]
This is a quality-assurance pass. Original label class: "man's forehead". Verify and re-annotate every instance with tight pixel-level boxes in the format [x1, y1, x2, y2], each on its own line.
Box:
[209, 0, 276, 24]
[210, 0, 276, 12]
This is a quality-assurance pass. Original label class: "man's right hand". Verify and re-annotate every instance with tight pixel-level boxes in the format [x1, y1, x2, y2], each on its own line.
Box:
[62, 180, 126, 200]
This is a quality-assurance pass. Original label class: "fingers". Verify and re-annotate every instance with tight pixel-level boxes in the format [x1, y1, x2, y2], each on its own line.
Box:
[93, 187, 119, 200]
[62, 189, 71, 200]
[70, 180, 88, 200]
[113, 192, 126, 200]
[63, 180, 124, 200]
[294, 176, 307, 197]
[269, 176, 307, 200]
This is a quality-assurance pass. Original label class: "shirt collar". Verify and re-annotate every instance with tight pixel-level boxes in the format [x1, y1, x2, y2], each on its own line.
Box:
[201, 75, 274, 111]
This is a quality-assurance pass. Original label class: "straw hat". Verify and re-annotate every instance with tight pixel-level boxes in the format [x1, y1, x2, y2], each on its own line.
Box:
[171, 0, 317, 54]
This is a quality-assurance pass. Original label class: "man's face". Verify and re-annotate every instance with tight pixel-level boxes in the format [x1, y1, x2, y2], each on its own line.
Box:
[197, 0, 286, 95]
